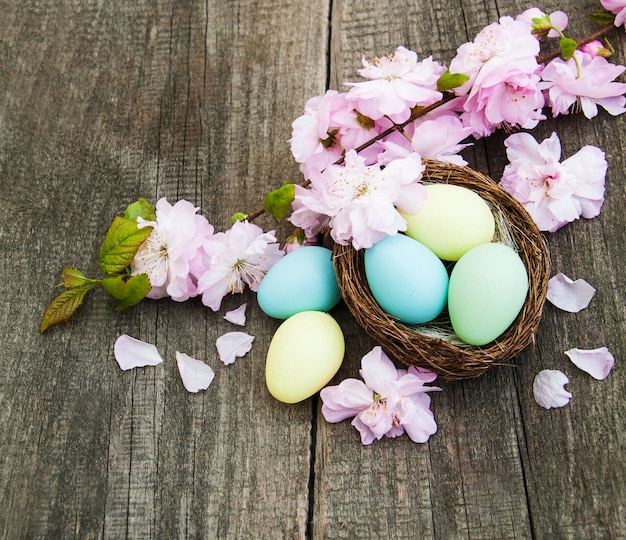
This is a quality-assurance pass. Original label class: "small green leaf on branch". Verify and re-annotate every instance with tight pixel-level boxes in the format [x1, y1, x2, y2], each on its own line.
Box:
[264, 182, 296, 221]
[437, 71, 470, 92]
[99, 216, 153, 275]
[124, 198, 156, 222]
[101, 273, 152, 311]
[40, 284, 97, 333]
[60, 266, 98, 288]
[590, 12, 616, 25]
[560, 37, 578, 60]
[231, 212, 248, 223]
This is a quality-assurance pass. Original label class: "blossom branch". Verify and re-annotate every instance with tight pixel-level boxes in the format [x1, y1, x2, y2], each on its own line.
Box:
[243, 93, 457, 222]
[243, 21, 622, 224]
[537, 22, 616, 63]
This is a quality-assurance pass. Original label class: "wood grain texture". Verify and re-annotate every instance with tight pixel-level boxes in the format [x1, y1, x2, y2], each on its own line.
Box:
[0, 0, 624, 538]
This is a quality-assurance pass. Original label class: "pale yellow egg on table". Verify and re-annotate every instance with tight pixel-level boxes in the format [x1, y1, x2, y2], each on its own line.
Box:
[265, 311, 345, 403]
[400, 183, 495, 261]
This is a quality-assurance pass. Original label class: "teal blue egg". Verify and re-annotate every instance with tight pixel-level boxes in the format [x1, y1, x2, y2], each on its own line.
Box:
[448, 242, 528, 345]
[364, 234, 449, 324]
[257, 246, 342, 319]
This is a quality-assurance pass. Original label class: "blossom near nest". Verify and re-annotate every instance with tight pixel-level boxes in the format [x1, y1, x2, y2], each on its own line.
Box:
[42, 3, 622, 445]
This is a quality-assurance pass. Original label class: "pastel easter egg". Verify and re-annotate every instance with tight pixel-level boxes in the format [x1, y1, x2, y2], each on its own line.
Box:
[364, 234, 449, 324]
[257, 246, 342, 319]
[400, 184, 495, 261]
[448, 242, 529, 346]
[265, 311, 345, 403]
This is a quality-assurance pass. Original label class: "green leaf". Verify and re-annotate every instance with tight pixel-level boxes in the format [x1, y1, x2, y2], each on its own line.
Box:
[590, 12, 616, 25]
[124, 198, 156, 222]
[40, 284, 96, 333]
[560, 37, 578, 60]
[263, 183, 296, 221]
[530, 14, 553, 37]
[60, 266, 98, 288]
[99, 216, 153, 275]
[437, 71, 470, 92]
[101, 273, 152, 311]
[231, 212, 248, 223]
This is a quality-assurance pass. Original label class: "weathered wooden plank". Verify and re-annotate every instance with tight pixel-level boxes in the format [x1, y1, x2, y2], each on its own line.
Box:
[0, 0, 328, 538]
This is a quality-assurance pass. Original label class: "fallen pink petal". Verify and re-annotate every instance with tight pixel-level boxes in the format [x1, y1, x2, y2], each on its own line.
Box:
[547, 273, 596, 312]
[216, 332, 255, 365]
[565, 347, 615, 380]
[113, 334, 164, 371]
[224, 303, 247, 326]
[533, 369, 572, 409]
[176, 351, 215, 393]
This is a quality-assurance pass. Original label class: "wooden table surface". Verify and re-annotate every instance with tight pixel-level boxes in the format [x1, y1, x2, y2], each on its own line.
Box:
[1, 0, 624, 538]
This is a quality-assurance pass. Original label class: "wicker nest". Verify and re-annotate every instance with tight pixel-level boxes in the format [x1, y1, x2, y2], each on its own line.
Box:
[333, 159, 550, 381]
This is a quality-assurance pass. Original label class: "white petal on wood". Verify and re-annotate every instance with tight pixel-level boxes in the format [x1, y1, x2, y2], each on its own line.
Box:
[224, 303, 247, 326]
[216, 332, 255, 365]
[176, 351, 215, 393]
[565, 347, 615, 380]
[546, 273, 595, 312]
[533, 369, 572, 409]
[114, 334, 164, 371]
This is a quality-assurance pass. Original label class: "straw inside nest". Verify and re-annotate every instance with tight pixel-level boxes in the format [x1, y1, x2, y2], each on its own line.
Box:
[333, 159, 551, 381]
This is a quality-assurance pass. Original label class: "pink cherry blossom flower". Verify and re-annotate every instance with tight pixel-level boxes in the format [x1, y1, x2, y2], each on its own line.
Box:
[579, 40, 613, 58]
[378, 111, 473, 166]
[289, 150, 427, 249]
[320, 346, 440, 445]
[197, 220, 284, 311]
[114, 334, 164, 370]
[565, 347, 615, 380]
[345, 46, 446, 123]
[540, 51, 626, 118]
[600, 0, 626, 27]
[460, 60, 545, 135]
[448, 17, 544, 135]
[547, 273, 596, 312]
[131, 198, 214, 302]
[499, 132, 606, 232]
[533, 369, 572, 409]
[176, 351, 215, 393]
[449, 16, 541, 96]
[216, 332, 255, 365]
[289, 90, 374, 180]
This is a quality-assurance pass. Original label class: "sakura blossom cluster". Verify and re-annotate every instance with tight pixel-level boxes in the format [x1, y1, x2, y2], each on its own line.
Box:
[288, 7, 626, 247]
[500, 132, 607, 232]
[131, 197, 284, 308]
[320, 347, 440, 444]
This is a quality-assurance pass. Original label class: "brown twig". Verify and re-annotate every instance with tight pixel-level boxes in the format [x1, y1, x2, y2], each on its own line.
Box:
[537, 23, 616, 64]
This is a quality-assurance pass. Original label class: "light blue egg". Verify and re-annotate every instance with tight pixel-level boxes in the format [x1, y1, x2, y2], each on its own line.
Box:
[364, 234, 449, 324]
[257, 246, 342, 319]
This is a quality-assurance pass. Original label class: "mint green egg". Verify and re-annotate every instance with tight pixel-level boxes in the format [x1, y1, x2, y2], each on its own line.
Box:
[448, 243, 529, 346]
